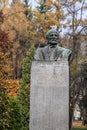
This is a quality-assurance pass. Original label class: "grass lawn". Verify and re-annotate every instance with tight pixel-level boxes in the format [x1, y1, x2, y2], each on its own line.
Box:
[72, 127, 87, 130]
[72, 121, 87, 130]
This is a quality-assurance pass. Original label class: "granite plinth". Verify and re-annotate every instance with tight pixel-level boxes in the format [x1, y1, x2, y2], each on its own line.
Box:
[30, 61, 69, 130]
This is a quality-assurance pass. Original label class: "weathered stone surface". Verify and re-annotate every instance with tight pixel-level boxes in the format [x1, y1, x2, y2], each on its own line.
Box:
[30, 61, 69, 130]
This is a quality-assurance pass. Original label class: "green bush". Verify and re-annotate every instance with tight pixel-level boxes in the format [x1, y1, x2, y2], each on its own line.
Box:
[17, 45, 35, 130]
[0, 82, 10, 130]
[9, 97, 22, 130]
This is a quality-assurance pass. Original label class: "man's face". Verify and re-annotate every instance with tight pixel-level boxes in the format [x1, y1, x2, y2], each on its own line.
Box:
[47, 31, 58, 45]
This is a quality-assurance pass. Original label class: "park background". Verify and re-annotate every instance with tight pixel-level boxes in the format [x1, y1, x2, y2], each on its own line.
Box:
[0, 0, 87, 130]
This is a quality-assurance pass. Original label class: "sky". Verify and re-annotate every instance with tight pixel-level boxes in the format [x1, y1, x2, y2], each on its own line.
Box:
[30, 0, 38, 9]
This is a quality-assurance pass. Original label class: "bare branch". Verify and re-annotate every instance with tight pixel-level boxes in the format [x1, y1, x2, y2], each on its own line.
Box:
[78, 0, 86, 26]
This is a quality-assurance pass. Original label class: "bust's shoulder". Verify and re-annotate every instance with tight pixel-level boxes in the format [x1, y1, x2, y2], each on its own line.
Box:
[57, 46, 71, 52]
[56, 46, 72, 59]
[35, 47, 43, 52]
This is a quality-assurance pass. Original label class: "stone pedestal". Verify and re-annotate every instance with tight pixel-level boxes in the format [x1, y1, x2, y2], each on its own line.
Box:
[30, 61, 69, 130]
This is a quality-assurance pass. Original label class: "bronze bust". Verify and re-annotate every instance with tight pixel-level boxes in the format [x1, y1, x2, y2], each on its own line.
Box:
[34, 29, 72, 61]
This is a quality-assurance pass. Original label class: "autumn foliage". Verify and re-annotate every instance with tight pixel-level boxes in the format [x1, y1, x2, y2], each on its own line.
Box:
[0, 10, 12, 51]
[3, 79, 19, 96]
[0, 30, 11, 51]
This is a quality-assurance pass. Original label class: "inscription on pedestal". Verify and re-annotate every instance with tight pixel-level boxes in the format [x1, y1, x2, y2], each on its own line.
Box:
[30, 61, 69, 130]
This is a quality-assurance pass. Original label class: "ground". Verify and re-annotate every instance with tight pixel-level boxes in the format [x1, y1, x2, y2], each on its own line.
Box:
[72, 121, 87, 130]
